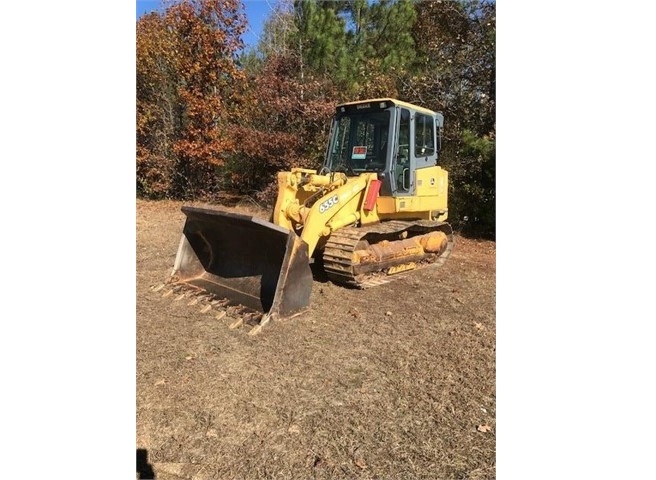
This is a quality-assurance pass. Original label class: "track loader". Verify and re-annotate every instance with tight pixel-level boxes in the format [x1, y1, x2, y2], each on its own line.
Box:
[169, 98, 452, 326]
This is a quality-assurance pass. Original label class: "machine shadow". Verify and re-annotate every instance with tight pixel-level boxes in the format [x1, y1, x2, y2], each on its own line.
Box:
[136, 448, 156, 479]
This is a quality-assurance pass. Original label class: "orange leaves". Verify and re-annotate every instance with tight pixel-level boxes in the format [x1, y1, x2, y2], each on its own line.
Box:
[137, 0, 247, 199]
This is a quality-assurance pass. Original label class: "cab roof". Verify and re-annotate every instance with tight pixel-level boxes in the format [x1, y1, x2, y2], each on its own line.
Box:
[336, 98, 437, 116]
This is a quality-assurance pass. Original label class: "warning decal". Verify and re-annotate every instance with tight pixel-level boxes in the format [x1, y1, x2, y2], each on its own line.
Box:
[351, 146, 367, 160]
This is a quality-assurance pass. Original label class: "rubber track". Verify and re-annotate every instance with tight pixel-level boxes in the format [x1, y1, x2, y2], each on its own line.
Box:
[322, 220, 454, 288]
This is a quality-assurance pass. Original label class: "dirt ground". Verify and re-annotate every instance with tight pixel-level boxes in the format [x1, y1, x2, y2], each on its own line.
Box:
[136, 199, 496, 479]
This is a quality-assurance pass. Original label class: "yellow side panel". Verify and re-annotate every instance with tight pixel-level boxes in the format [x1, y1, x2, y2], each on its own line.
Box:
[376, 167, 448, 220]
[415, 166, 448, 199]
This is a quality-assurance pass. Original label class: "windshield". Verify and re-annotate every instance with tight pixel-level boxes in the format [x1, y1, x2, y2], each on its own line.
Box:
[327, 111, 390, 174]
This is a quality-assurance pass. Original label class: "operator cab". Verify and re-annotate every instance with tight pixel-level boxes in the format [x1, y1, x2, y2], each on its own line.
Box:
[323, 98, 443, 196]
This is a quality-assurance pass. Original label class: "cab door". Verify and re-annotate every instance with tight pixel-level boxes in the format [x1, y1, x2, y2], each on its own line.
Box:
[392, 107, 413, 196]
[391, 108, 439, 197]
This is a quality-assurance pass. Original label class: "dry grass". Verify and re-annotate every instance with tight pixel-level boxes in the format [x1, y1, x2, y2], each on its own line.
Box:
[137, 199, 496, 479]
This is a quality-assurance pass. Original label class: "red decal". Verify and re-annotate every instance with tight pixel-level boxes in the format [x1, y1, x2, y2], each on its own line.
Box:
[364, 180, 382, 211]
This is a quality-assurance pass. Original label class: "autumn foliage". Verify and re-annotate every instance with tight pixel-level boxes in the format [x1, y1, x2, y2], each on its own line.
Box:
[137, 0, 246, 199]
[229, 53, 337, 202]
[136, 0, 495, 235]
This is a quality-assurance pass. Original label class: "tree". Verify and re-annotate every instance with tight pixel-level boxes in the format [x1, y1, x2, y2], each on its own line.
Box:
[404, 0, 496, 236]
[136, 11, 180, 198]
[136, 0, 247, 199]
[227, 52, 337, 203]
[290, 0, 416, 97]
[238, 0, 297, 75]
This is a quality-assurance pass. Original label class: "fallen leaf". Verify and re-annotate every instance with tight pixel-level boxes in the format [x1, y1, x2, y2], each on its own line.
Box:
[477, 424, 492, 433]
[288, 425, 300, 434]
[354, 457, 367, 469]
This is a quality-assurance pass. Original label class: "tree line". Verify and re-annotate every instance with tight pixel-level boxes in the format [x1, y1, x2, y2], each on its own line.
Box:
[136, 0, 495, 236]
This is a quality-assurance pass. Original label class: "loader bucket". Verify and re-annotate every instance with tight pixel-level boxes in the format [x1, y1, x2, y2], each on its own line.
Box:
[171, 206, 312, 322]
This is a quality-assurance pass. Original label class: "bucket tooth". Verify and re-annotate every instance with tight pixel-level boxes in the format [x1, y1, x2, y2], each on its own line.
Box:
[229, 318, 244, 330]
[248, 324, 263, 336]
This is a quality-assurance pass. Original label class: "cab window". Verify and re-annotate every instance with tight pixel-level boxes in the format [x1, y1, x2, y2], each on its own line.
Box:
[414, 113, 435, 157]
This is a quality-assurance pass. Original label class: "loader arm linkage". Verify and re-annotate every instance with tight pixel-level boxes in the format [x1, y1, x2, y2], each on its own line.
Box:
[273, 168, 380, 257]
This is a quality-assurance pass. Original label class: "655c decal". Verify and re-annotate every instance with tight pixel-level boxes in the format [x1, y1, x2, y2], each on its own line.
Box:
[319, 195, 339, 213]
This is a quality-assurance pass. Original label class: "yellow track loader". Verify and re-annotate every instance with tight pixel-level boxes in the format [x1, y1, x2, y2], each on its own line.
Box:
[170, 98, 452, 325]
